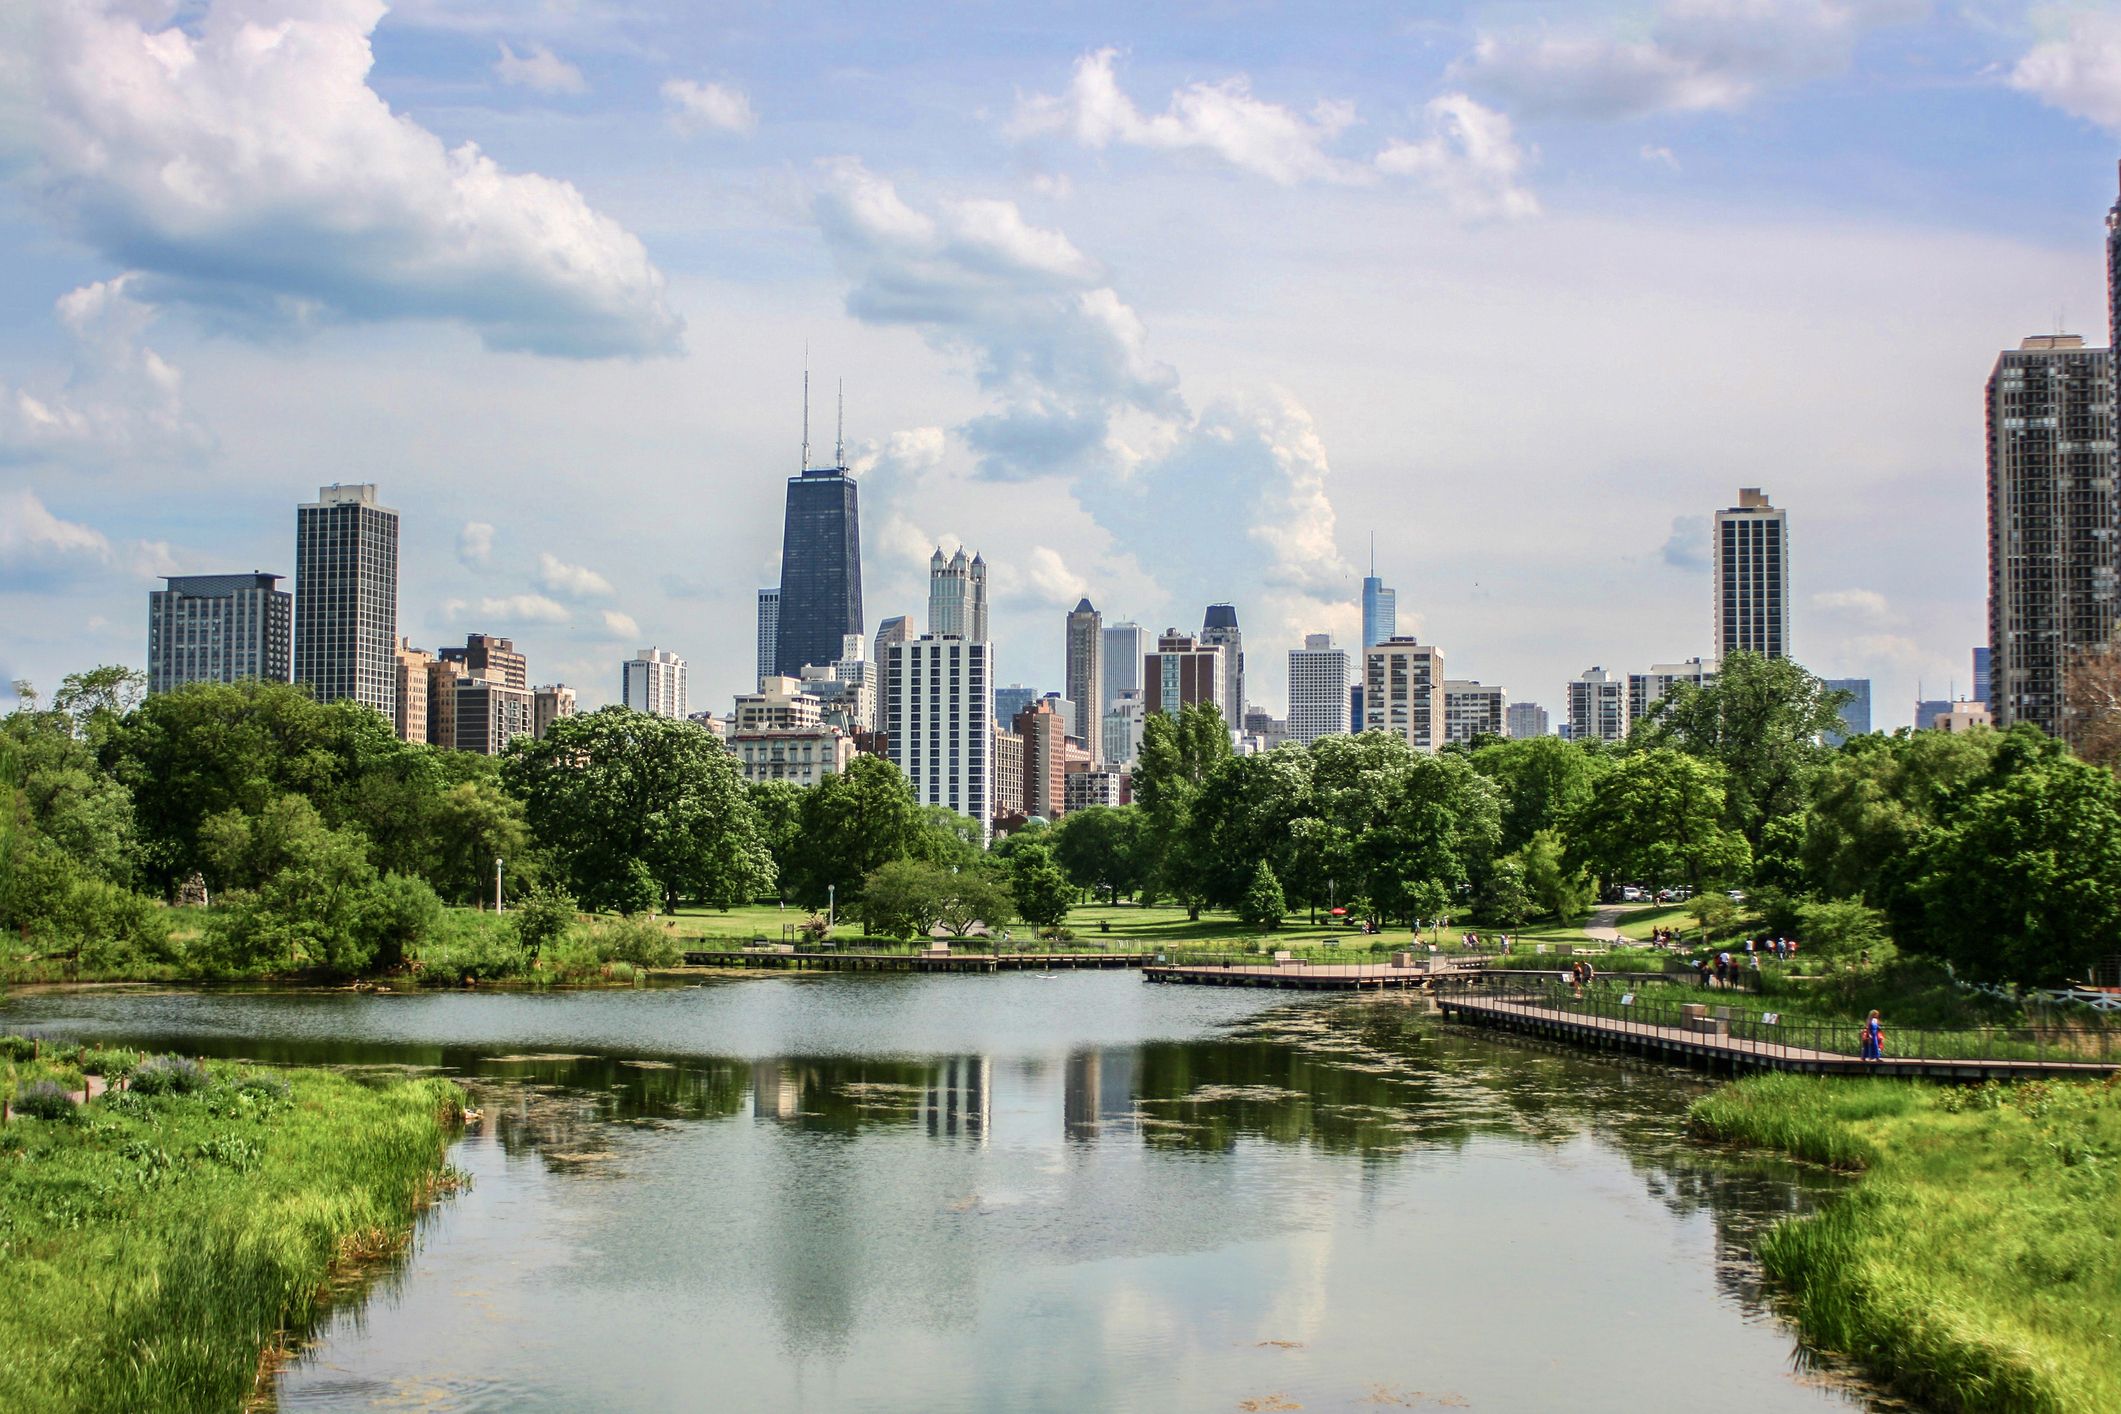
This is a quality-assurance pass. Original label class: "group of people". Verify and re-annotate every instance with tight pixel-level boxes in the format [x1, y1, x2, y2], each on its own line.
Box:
[1565, 958, 1596, 993]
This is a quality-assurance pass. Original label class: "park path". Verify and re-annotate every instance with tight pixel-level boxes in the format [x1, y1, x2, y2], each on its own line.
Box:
[1583, 906, 1627, 943]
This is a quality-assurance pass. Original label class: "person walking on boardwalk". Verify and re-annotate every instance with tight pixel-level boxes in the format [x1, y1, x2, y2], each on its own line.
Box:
[1862, 1010, 1885, 1062]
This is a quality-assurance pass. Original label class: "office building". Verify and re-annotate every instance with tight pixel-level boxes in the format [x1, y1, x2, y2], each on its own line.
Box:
[1103, 622, 1149, 695]
[1568, 667, 1627, 743]
[1915, 698, 1952, 732]
[731, 725, 855, 786]
[927, 547, 989, 640]
[773, 452, 863, 680]
[1014, 700, 1068, 820]
[1935, 701, 1994, 733]
[1363, 637, 1444, 753]
[147, 572, 291, 697]
[992, 724, 1026, 819]
[1973, 646, 1992, 707]
[454, 674, 534, 755]
[1144, 633, 1226, 719]
[873, 615, 910, 672]
[1040, 692, 1078, 743]
[797, 635, 876, 733]
[883, 635, 993, 837]
[1506, 701, 1549, 739]
[734, 677, 823, 732]
[440, 633, 527, 689]
[1824, 678, 1871, 745]
[534, 684, 577, 740]
[1066, 598, 1104, 760]
[1443, 680, 1507, 744]
[1351, 683, 1364, 729]
[756, 590, 780, 682]
[1064, 768, 1125, 813]
[1714, 488, 1790, 663]
[992, 685, 1039, 728]
[1103, 687, 1146, 769]
[1200, 604, 1245, 729]
[686, 708, 727, 741]
[1288, 634, 1350, 743]
[294, 484, 399, 717]
[621, 648, 687, 718]
[1988, 334, 2117, 734]
[1627, 658, 1713, 731]
[392, 639, 432, 743]
[1362, 543, 1396, 648]
[1242, 706, 1291, 750]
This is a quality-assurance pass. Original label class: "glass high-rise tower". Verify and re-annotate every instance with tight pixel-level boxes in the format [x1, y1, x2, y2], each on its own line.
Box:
[773, 464, 864, 680]
[294, 484, 398, 717]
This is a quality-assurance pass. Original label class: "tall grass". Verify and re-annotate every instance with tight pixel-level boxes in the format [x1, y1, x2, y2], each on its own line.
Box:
[0, 1046, 463, 1413]
[1692, 1074, 2121, 1414]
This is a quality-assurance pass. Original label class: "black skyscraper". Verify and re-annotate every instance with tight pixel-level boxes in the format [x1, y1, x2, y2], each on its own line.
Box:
[773, 464, 864, 678]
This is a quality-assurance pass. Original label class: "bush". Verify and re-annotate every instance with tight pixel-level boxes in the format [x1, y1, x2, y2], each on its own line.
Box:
[11, 1080, 76, 1120]
[130, 1056, 212, 1096]
[0, 1036, 37, 1062]
[1796, 897, 1888, 961]
[591, 916, 680, 969]
[509, 885, 578, 960]
[412, 910, 530, 985]
[79, 1046, 140, 1079]
[357, 873, 444, 972]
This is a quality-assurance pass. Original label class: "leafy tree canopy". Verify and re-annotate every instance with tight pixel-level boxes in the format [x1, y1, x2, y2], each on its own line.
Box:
[1567, 748, 1751, 894]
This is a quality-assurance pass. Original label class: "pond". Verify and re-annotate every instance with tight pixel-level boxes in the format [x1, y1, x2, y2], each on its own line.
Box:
[1, 973, 1882, 1414]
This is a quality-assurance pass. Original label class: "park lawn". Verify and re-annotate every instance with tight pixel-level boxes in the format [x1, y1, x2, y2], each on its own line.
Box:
[1691, 1074, 2121, 1414]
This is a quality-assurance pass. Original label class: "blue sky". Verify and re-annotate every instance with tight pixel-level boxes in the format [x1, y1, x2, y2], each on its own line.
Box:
[6, 0, 2121, 727]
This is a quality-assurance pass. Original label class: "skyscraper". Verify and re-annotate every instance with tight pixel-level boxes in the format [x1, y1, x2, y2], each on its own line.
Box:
[393, 639, 431, 743]
[1065, 598, 1103, 760]
[1143, 633, 1225, 718]
[883, 635, 993, 838]
[294, 484, 399, 717]
[622, 648, 688, 718]
[1824, 678, 1871, 745]
[1102, 622, 1148, 695]
[1988, 334, 2117, 734]
[1361, 545, 1397, 649]
[756, 590, 780, 682]
[1363, 637, 1443, 753]
[1505, 701, 1549, 739]
[773, 434, 863, 679]
[147, 573, 291, 696]
[1713, 489, 1789, 663]
[1443, 680, 1507, 743]
[1200, 604, 1244, 729]
[440, 633, 526, 688]
[1627, 658, 1713, 731]
[1567, 667, 1627, 743]
[1973, 646, 1992, 707]
[926, 547, 989, 639]
[1287, 634, 1349, 743]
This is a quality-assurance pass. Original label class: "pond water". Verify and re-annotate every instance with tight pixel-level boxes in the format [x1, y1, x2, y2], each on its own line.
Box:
[0, 974, 1883, 1414]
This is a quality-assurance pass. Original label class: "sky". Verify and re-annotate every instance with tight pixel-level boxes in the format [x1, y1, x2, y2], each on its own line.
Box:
[6, 0, 2121, 730]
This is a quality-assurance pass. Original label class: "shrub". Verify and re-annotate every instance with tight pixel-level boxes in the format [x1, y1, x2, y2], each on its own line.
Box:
[0, 1036, 34, 1062]
[130, 1056, 212, 1096]
[592, 916, 680, 969]
[357, 873, 445, 972]
[228, 1073, 290, 1102]
[509, 885, 578, 960]
[79, 1046, 140, 1078]
[12, 1080, 77, 1120]
[606, 961, 636, 982]
[413, 910, 530, 984]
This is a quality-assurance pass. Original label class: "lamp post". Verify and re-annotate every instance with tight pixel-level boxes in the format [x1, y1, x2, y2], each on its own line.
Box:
[827, 883, 836, 933]
[495, 857, 505, 915]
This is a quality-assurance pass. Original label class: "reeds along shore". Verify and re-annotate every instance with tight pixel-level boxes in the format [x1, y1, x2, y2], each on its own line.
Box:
[1691, 1073, 2121, 1414]
[0, 1045, 464, 1414]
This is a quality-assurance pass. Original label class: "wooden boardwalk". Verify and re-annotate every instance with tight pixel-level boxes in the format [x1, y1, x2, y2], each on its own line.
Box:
[1143, 961, 1466, 991]
[682, 950, 1154, 974]
[1438, 994, 2117, 1080]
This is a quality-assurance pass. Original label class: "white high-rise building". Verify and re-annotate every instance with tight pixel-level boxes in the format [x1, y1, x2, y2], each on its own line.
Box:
[1103, 622, 1149, 695]
[1714, 489, 1790, 664]
[1102, 687, 1146, 768]
[1568, 667, 1627, 742]
[1362, 637, 1444, 753]
[884, 634, 993, 839]
[622, 648, 688, 718]
[1627, 658, 1714, 731]
[1443, 680, 1507, 744]
[1505, 701, 1549, 738]
[927, 548, 989, 640]
[1287, 634, 1349, 743]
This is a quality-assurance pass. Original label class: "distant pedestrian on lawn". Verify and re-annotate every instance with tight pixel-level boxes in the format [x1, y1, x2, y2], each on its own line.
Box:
[1862, 1011, 1885, 1062]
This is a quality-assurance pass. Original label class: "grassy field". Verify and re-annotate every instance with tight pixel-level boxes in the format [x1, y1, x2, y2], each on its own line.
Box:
[1692, 1074, 2121, 1414]
[0, 1044, 465, 1413]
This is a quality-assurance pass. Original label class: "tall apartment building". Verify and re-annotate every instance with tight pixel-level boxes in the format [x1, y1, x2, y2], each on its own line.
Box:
[622, 648, 687, 718]
[773, 456, 863, 679]
[1988, 334, 2117, 734]
[1568, 667, 1627, 743]
[1066, 598, 1104, 760]
[734, 676, 823, 732]
[927, 547, 989, 640]
[1361, 551, 1397, 648]
[1200, 604, 1244, 730]
[731, 726, 855, 786]
[1362, 637, 1444, 753]
[1039, 692, 1077, 742]
[1103, 622, 1148, 695]
[392, 639, 432, 743]
[440, 633, 526, 688]
[1102, 687, 1146, 768]
[1505, 701, 1549, 739]
[454, 674, 535, 755]
[873, 615, 909, 675]
[1014, 700, 1068, 820]
[426, 658, 465, 750]
[1288, 634, 1350, 743]
[1144, 632, 1226, 720]
[294, 484, 398, 717]
[1443, 680, 1507, 744]
[883, 635, 993, 838]
[1063, 768, 1124, 813]
[533, 684, 577, 740]
[756, 590, 780, 682]
[1627, 658, 1713, 731]
[1713, 489, 1789, 663]
[1824, 678, 1871, 745]
[146, 573, 291, 696]
[992, 724, 1026, 818]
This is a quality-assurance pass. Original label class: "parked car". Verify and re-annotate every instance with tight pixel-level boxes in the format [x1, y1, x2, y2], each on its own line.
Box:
[1726, 889, 1747, 903]
[1621, 886, 1645, 902]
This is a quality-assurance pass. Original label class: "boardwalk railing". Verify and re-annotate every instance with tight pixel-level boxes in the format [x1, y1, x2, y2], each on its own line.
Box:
[1474, 982, 2120, 1066]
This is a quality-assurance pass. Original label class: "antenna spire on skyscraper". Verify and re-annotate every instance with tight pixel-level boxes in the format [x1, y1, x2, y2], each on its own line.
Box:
[801, 351, 811, 472]
[836, 379, 845, 468]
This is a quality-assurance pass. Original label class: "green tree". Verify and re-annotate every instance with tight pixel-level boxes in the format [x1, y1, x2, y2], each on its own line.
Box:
[1517, 828, 1592, 922]
[859, 858, 1011, 941]
[1009, 841, 1074, 932]
[780, 755, 935, 917]
[1132, 703, 1233, 919]
[1479, 856, 1534, 928]
[745, 780, 806, 900]
[1237, 860, 1286, 930]
[1047, 804, 1148, 903]
[1800, 728, 2001, 909]
[1567, 749, 1751, 896]
[1342, 751, 1500, 926]
[1793, 897, 1887, 962]
[510, 884, 579, 962]
[503, 707, 773, 914]
[1182, 746, 1314, 913]
[1636, 651, 1850, 848]
[1471, 734, 1605, 855]
[1, 698, 135, 887]
[357, 873, 445, 972]
[200, 800, 379, 973]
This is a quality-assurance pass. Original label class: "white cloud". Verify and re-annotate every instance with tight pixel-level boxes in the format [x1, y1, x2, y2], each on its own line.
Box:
[537, 551, 615, 598]
[851, 427, 948, 478]
[1642, 144, 1682, 169]
[1812, 587, 1901, 626]
[0, 488, 182, 589]
[495, 42, 587, 96]
[1373, 95, 1539, 219]
[1451, 0, 1924, 123]
[40, 0, 681, 357]
[0, 276, 210, 466]
[600, 609, 640, 638]
[458, 521, 495, 569]
[1009, 47, 1367, 185]
[2012, 9, 2121, 131]
[1660, 514, 1710, 569]
[458, 593, 570, 624]
[662, 78, 756, 136]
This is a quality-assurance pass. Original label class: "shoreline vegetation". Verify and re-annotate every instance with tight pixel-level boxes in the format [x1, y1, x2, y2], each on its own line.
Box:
[1691, 1074, 2121, 1414]
[0, 1039, 465, 1414]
